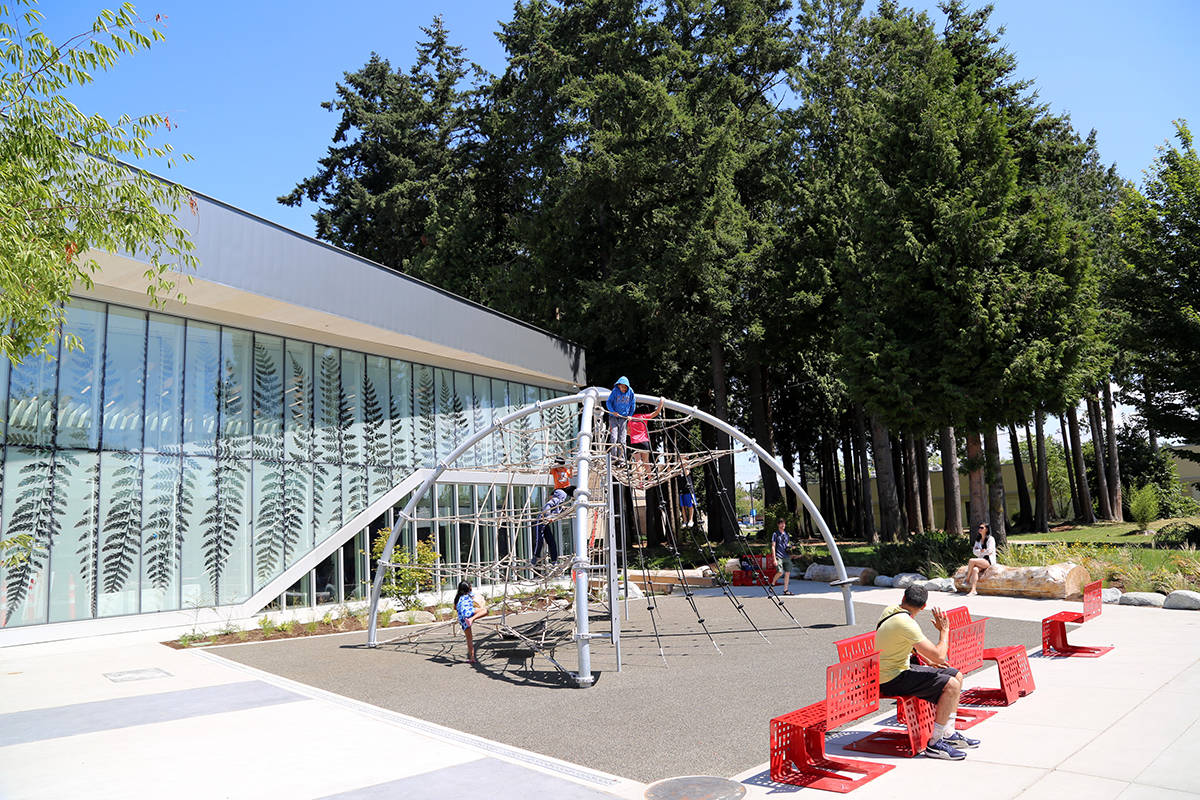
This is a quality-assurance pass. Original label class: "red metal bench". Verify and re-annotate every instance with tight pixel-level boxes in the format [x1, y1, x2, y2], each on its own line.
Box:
[1041, 580, 1112, 658]
[942, 606, 1036, 707]
[834, 632, 935, 758]
[769, 650, 893, 792]
[912, 607, 995, 729]
[732, 554, 778, 587]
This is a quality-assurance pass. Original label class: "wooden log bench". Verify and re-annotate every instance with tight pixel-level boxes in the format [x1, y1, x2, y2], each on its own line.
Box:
[952, 562, 1091, 599]
[1041, 580, 1113, 658]
[769, 650, 893, 792]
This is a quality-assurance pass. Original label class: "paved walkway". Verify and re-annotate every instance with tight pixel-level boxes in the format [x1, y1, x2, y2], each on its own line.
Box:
[1, 582, 1197, 799]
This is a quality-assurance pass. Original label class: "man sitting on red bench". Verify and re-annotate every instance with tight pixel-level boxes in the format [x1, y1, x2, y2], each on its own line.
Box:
[877, 584, 981, 760]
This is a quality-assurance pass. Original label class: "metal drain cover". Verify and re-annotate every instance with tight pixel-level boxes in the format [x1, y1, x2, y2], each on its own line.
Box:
[103, 668, 172, 683]
[644, 776, 746, 800]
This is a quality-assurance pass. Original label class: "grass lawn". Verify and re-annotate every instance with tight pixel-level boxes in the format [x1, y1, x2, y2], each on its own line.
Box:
[1007, 516, 1200, 544]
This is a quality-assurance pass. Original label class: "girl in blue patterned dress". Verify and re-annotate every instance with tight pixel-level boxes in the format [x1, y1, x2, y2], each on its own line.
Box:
[454, 581, 488, 663]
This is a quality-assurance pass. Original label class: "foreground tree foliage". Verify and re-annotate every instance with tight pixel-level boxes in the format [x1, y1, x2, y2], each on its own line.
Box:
[0, 0, 195, 363]
[286, 0, 1193, 540]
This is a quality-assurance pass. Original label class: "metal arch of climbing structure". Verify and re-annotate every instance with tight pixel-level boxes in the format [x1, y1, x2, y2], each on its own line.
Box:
[365, 388, 855, 688]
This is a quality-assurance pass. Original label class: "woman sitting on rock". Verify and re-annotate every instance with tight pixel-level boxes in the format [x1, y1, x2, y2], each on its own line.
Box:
[963, 522, 997, 596]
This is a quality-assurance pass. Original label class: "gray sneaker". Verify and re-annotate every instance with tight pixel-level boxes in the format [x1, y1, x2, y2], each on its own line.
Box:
[923, 738, 966, 760]
[943, 731, 980, 749]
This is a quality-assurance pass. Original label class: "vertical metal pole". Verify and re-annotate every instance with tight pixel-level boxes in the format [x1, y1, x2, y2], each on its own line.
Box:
[606, 448, 622, 671]
[571, 390, 598, 687]
[609, 450, 628, 622]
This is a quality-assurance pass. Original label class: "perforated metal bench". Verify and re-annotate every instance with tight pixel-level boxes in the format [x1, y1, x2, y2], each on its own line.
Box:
[769, 650, 893, 792]
[942, 606, 1035, 708]
[834, 631, 935, 758]
[732, 554, 777, 587]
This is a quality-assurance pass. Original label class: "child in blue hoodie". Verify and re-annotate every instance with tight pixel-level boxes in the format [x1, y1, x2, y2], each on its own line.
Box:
[606, 376, 636, 447]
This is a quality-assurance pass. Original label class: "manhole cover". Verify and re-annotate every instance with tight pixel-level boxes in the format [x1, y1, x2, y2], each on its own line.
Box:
[644, 775, 746, 800]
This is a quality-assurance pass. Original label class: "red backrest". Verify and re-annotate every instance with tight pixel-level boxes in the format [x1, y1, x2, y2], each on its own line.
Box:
[945, 606, 972, 628]
[835, 631, 876, 663]
[1082, 580, 1102, 621]
[826, 651, 880, 728]
[946, 618, 986, 673]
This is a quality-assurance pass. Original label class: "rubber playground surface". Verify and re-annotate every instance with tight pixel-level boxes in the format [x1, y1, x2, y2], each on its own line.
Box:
[212, 591, 1043, 783]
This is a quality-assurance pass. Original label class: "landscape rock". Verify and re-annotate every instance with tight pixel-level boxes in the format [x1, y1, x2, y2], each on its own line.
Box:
[1101, 588, 1123, 604]
[951, 562, 1090, 599]
[873, 575, 895, 588]
[402, 610, 436, 624]
[924, 578, 956, 592]
[1119, 592, 1166, 608]
[803, 564, 878, 584]
[893, 573, 928, 588]
[1163, 590, 1200, 610]
[618, 582, 646, 600]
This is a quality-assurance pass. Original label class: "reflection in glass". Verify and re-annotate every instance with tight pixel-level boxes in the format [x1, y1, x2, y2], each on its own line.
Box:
[57, 299, 105, 450]
[437, 483, 454, 566]
[144, 314, 184, 453]
[183, 322, 219, 456]
[252, 334, 284, 461]
[457, 484, 474, 566]
[284, 572, 311, 608]
[8, 346, 58, 448]
[101, 307, 146, 452]
[314, 551, 337, 605]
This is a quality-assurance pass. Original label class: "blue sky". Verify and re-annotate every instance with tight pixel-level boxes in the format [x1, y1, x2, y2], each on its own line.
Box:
[42, 0, 1199, 238]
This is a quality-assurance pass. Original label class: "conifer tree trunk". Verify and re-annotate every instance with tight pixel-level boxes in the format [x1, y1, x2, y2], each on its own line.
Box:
[966, 430, 986, 530]
[798, 463, 814, 537]
[842, 425, 860, 538]
[854, 407, 876, 543]
[1103, 382, 1123, 521]
[940, 426, 963, 536]
[870, 415, 903, 541]
[1060, 413, 1082, 519]
[983, 427, 1007, 545]
[749, 362, 783, 507]
[826, 437, 848, 537]
[902, 434, 923, 534]
[1087, 393, 1113, 520]
[1067, 404, 1096, 523]
[1008, 422, 1033, 529]
[1035, 412, 1050, 532]
[781, 449, 798, 513]
[914, 436, 934, 531]
[709, 339, 737, 543]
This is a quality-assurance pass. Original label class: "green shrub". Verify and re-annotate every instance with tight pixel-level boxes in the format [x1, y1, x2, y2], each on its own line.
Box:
[1154, 522, 1200, 550]
[1129, 484, 1160, 531]
[372, 530, 439, 609]
[873, 530, 972, 576]
[258, 616, 276, 636]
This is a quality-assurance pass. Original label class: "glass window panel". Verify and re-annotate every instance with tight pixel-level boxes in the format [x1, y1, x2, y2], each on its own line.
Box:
[436, 369, 469, 463]
[0, 356, 8, 443]
[524, 384, 542, 464]
[363, 356, 390, 467]
[343, 463, 368, 527]
[491, 378, 508, 467]
[368, 465, 392, 506]
[340, 351, 365, 465]
[313, 462, 341, 543]
[284, 572, 311, 609]
[283, 461, 313, 569]
[183, 322, 219, 456]
[341, 529, 367, 601]
[143, 314, 184, 453]
[140, 453, 181, 613]
[8, 350, 58, 449]
[56, 299, 105, 450]
[314, 347, 341, 463]
[179, 456, 215, 608]
[413, 364, 436, 467]
[218, 329, 252, 460]
[436, 483, 454, 565]
[477, 484, 496, 569]
[1, 448, 54, 626]
[252, 334, 284, 462]
[454, 372, 474, 466]
[512, 486, 530, 560]
[504, 382, 530, 464]
[214, 458, 251, 605]
[100, 307, 146, 452]
[457, 484, 474, 565]
[284, 340, 313, 462]
[97, 451, 144, 617]
[252, 460, 286, 590]
[389, 361, 414, 475]
[47, 450, 99, 623]
[314, 551, 337, 605]
[471, 375, 493, 467]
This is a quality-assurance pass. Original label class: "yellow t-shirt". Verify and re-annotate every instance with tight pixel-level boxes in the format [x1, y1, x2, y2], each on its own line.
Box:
[876, 605, 924, 684]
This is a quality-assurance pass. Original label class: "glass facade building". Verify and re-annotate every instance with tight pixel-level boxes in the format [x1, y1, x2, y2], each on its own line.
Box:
[0, 297, 571, 629]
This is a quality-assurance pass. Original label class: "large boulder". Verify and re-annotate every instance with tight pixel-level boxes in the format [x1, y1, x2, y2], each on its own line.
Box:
[803, 564, 878, 585]
[951, 562, 1090, 599]
[924, 578, 956, 593]
[1163, 590, 1200, 610]
[1118, 592, 1166, 608]
[1101, 588, 1123, 604]
[874, 575, 895, 588]
[894, 573, 928, 588]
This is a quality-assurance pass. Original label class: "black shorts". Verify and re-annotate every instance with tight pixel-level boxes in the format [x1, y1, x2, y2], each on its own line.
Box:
[629, 441, 649, 451]
[879, 665, 958, 704]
